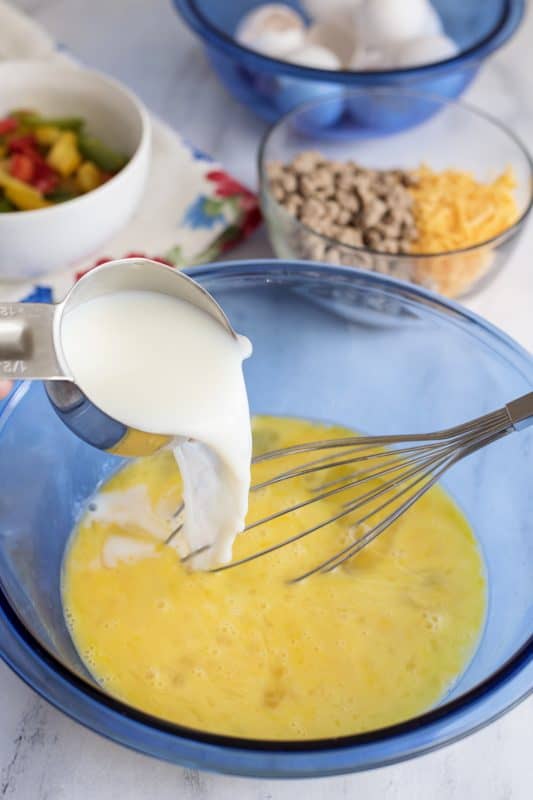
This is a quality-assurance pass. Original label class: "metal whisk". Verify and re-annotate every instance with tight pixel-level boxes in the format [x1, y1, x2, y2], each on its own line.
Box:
[172, 393, 533, 583]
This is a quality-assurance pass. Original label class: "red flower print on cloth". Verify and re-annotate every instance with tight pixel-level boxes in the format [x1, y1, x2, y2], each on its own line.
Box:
[206, 170, 262, 238]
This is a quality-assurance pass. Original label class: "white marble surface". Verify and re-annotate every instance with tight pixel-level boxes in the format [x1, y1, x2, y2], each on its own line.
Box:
[1, 0, 532, 797]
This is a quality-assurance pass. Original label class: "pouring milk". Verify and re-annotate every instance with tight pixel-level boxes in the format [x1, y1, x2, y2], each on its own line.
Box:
[59, 289, 252, 569]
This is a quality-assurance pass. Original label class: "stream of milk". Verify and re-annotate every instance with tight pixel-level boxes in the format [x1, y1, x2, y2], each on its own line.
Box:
[59, 289, 252, 569]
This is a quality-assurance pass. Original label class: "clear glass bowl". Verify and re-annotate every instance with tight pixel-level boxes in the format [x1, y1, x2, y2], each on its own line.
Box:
[259, 89, 533, 299]
[0, 261, 531, 777]
[173, 0, 524, 129]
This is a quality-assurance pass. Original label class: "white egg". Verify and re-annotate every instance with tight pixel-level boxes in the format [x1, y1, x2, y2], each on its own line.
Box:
[421, 2, 445, 36]
[394, 34, 458, 67]
[236, 4, 306, 57]
[302, 0, 362, 23]
[284, 44, 341, 70]
[247, 28, 307, 57]
[307, 19, 356, 66]
[349, 45, 395, 70]
[354, 0, 443, 47]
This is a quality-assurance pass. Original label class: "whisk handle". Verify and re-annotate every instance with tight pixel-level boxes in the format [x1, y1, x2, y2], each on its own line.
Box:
[505, 393, 533, 432]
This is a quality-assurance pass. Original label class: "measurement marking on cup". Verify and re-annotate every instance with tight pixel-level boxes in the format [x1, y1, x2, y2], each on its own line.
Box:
[0, 305, 21, 318]
[1, 360, 27, 374]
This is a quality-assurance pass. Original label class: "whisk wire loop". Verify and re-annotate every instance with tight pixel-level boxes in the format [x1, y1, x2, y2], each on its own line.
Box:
[175, 393, 532, 581]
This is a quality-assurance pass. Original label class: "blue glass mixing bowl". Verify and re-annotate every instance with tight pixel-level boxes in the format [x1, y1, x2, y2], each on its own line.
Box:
[0, 261, 531, 777]
[173, 0, 524, 132]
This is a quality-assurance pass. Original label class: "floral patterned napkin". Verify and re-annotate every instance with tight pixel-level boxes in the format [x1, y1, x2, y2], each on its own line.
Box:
[0, 0, 262, 299]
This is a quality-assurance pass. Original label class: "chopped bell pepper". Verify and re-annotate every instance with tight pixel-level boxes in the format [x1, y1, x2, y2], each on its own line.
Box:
[0, 195, 16, 212]
[34, 125, 62, 146]
[8, 134, 39, 155]
[76, 161, 103, 193]
[9, 153, 35, 183]
[45, 188, 77, 203]
[0, 117, 17, 136]
[21, 113, 84, 131]
[0, 169, 49, 210]
[32, 160, 60, 194]
[46, 131, 82, 177]
[78, 133, 127, 172]
[1, 107, 128, 210]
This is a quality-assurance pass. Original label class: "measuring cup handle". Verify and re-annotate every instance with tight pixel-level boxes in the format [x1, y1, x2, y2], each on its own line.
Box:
[0, 301, 65, 380]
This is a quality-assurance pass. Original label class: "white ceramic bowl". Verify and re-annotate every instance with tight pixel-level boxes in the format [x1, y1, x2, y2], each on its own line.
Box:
[0, 60, 151, 280]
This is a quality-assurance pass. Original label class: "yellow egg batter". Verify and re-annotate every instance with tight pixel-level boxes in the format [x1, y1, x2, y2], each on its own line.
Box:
[62, 416, 486, 740]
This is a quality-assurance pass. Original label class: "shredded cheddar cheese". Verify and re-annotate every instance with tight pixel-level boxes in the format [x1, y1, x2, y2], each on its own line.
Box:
[409, 165, 519, 254]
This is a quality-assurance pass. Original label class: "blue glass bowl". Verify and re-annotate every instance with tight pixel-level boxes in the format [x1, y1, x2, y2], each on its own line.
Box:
[173, 0, 525, 133]
[0, 261, 531, 777]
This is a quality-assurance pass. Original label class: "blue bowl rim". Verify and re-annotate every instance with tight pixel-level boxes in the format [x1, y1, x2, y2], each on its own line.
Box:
[173, 0, 525, 82]
[0, 260, 531, 759]
[258, 86, 533, 260]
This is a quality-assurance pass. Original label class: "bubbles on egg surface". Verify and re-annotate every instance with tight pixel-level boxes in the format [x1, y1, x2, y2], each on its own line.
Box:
[289, 719, 306, 736]
[422, 610, 445, 632]
[193, 665, 207, 679]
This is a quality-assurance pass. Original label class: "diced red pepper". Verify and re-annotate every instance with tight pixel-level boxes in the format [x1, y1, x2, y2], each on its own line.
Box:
[9, 153, 35, 183]
[6, 134, 59, 193]
[31, 161, 59, 194]
[8, 134, 39, 155]
[0, 117, 17, 136]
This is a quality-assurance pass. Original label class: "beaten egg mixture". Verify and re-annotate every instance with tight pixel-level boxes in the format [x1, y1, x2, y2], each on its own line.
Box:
[62, 416, 486, 740]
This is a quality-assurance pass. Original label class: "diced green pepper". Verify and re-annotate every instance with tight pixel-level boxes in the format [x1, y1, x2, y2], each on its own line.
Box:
[0, 194, 16, 212]
[45, 188, 77, 203]
[78, 133, 127, 173]
[12, 110, 84, 131]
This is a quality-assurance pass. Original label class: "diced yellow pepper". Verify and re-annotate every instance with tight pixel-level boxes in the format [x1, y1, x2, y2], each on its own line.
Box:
[46, 131, 82, 177]
[34, 125, 62, 146]
[0, 169, 49, 210]
[76, 161, 103, 193]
